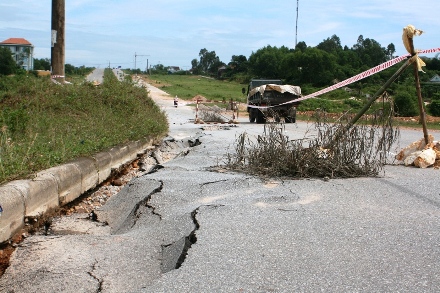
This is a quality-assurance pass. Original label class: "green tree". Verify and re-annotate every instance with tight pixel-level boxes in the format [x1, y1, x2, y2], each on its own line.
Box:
[228, 55, 248, 74]
[426, 57, 440, 71]
[428, 92, 440, 116]
[337, 48, 362, 78]
[295, 41, 307, 52]
[352, 35, 387, 67]
[386, 43, 396, 60]
[317, 35, 342, 55]
[191, 58, 200, 74]
[248, 45, 290, 79]
[65, 63, 75, 75]
[394, 89, 418, 117]
[429, 100, 440, 116]
[280, 52, 300, 84]
[151, 64, 167, 74]
[33, 58, 51, 70]
[0, 47, 17, 75]
[293, 47, 338, 86]
[197, 48, 224, 75]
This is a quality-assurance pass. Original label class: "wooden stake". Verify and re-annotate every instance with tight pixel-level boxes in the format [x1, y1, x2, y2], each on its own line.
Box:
[408, 37, 430, 144]
[326, 55, 416, 148]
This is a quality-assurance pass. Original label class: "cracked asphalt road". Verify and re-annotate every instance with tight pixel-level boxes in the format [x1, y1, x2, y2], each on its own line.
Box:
[1, 80, 440, 292]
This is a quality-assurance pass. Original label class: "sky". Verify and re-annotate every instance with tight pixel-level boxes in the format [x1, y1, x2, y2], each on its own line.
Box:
[1, 0, 439, 70]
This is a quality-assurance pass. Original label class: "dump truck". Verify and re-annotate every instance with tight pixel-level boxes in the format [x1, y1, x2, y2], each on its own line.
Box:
[246, 79, 301, 124]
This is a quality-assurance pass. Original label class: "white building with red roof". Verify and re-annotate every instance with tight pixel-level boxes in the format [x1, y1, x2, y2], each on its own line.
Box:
[0, 38, 34, 70]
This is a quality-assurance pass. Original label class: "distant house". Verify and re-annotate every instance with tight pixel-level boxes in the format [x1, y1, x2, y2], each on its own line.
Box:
[0, 38, 34, 70]
[429, 74, 440, 83]
[217, 65, 227, 78]
[167, 66, 181, 74]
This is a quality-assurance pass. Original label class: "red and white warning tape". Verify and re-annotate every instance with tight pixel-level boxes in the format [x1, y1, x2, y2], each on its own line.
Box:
[248, 47, 440, 109]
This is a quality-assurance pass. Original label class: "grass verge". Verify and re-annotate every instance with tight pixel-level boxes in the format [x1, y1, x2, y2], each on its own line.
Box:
[0, 69, 168, 184]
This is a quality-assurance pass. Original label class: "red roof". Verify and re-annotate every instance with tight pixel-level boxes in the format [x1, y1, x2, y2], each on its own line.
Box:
[0, 38, 32, 45]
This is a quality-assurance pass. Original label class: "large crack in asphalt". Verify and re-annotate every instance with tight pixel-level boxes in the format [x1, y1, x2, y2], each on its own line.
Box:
[161, 207, 200, 273]
[129, 180, 164, 229]
[1, 134, 214, 289]
[174, 208, 200, 270]
[87, 259, 103, 293]
[160, 204, 226, 273]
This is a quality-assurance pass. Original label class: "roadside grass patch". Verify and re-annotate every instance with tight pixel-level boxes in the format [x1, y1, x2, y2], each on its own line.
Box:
[145, 74, 247, 103]
[0, 69, 168, 183]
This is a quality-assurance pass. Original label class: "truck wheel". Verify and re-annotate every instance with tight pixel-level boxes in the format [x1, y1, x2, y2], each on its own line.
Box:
[286, 108, 296, 123]
[256, 111, 266, 124]
[285, 116, 296, 123]
[249, 109, 256, 123]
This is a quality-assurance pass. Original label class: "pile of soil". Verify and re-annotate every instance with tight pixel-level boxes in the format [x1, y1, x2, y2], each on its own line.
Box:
[192, 95, 207, 102]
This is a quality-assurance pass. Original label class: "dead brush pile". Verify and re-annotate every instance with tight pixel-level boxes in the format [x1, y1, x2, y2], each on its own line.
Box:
[197, 104, 226, 123]
[225, 111, 399, 179]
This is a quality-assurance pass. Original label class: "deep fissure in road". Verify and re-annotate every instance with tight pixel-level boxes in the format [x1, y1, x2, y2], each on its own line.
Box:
[124, 181, 164, 232]
[87, 260, 103, 293]
[160, 205, 225, 273]
[174, 208, 200, 270]
[160, 208, 200, 273]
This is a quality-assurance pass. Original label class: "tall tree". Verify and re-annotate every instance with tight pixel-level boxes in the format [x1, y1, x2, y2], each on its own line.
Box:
[248, 45, 290, 78]
[293, 47, 338, 86]
[386, 43, 396, 60]
[190, 58, 199, 74]
[198, 48, 223, 75]
[317, 35, 342, 54]
[295, 41, 307, 52]
[0, 47, 17, 75]
[228, 55, 248, 73]
[352, 35, 387, 67]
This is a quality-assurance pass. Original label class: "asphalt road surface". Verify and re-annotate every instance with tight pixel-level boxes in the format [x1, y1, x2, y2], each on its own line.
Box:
[1, 76, 439, 293]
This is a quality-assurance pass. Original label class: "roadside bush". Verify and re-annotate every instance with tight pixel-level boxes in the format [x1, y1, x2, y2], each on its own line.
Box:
[343, 98, 363, 110]
[429, 100, 440, 117]
[297, 97, 346, 112]
[393, 91, 418, 117]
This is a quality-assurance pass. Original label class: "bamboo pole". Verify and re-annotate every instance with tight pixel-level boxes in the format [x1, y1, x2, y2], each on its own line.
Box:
[325, 55, 417, 148]
[336, 56, 416, 130]
[408, 38, 430, 144]
[345, 55, 416, 129]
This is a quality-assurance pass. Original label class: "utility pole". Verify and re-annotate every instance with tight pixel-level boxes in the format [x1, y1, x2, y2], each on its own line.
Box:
[51, 0, 65, 82]
[295, 0, 299, 48]
[134, 52, 150, 75]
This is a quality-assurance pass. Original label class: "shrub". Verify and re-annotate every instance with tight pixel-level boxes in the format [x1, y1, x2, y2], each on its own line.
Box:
[429, 100, 440, 117]
[343, 98, 363, 110]
[393, 91, 418, 117]
[0, 47, 17, 76]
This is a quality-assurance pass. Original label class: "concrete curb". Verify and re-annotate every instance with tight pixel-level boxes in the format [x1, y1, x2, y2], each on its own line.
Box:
[0, 185, 25, 243]
[0, 138, 154, 243]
